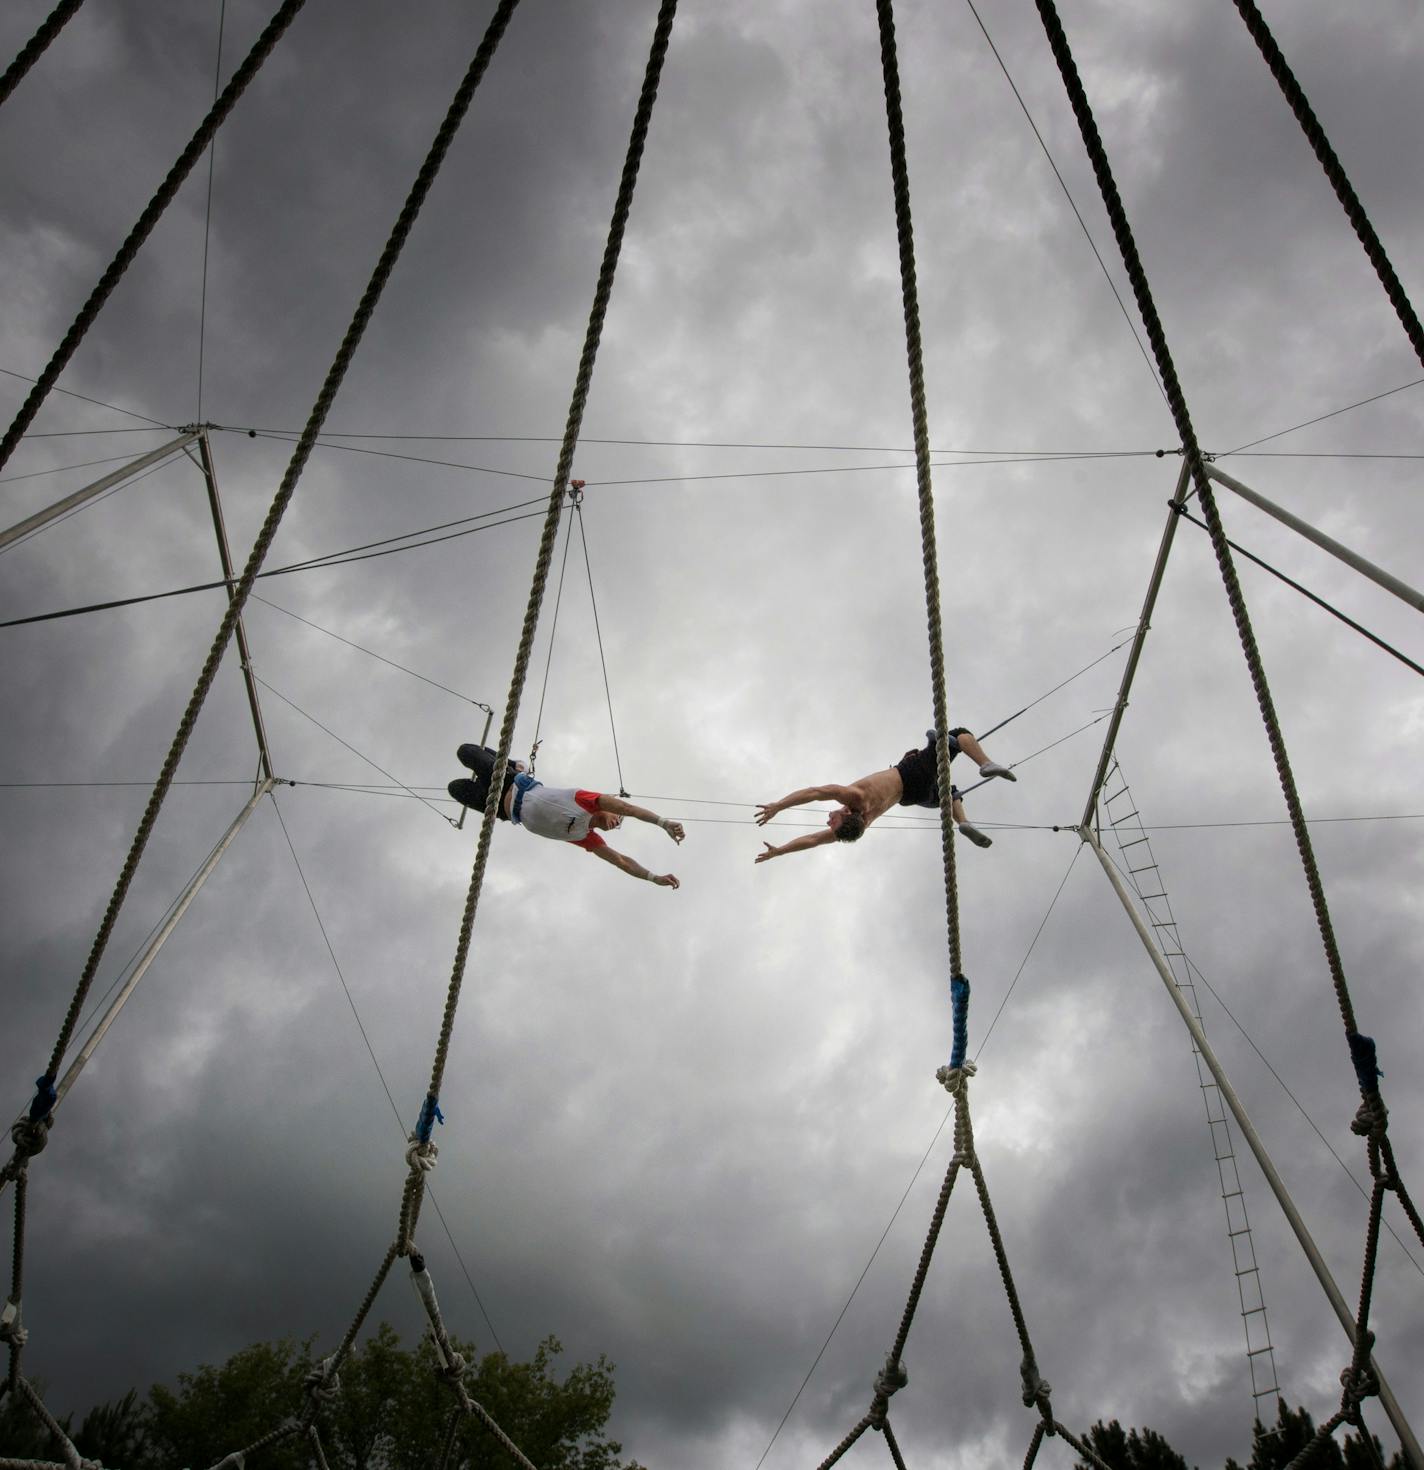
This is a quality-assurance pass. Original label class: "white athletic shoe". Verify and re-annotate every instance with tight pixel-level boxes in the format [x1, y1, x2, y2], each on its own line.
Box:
[958, 822, 993, 848]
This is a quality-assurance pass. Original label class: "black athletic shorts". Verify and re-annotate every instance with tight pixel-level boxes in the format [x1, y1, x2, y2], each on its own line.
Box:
[895, 730, 967, 808]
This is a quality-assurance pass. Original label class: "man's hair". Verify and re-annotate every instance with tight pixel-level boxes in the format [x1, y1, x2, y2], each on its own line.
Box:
[835, 811, 867, 843]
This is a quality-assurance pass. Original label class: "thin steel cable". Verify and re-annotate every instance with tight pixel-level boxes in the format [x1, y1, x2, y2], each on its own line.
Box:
[251, 594, 494, 707]
[752, 1108, 956, 1470]
[1231, 0, 1424, 372]
[1180, 953, 1424, 1278]
[875, 0, 964, 978]
[0, 368, 168, 428]
[196, 0, 228, 421]
[960, 0, 1167, 407]
[0, 505, 549, 629]
[1175, 506, 1424, 679]
[0, 0, 86, 110]
[576, 501, 626, 793]
[0, 0, 308, 475]
[977, 635, 1133, 740]
[424, 0, 679, 1106]
[269, 792, 504, 1351]
[255, 676, 452, 824]
[529, 502, 579, 768]
[32, 0, 524, 1091]
[1032, 0, 1361, 1044]
[1224, 376, 1424, 456]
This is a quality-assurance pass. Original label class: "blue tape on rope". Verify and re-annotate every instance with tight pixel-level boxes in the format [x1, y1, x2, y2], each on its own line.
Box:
[949, 975, 970, 1071]
[1347, 1032, 1381, 1097]
[28, 1074, 56, 1123]
[415, 1093, 445, 1144]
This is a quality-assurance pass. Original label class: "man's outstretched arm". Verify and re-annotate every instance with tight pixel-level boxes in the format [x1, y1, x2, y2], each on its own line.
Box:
[593, 844, 680, 888]
[754, 831, 837, 864]
[596, 794, 685, 844]
[755, 785, 859, 826]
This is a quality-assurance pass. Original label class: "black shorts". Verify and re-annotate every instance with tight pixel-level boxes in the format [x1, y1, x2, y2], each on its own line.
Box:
[895, 730, 966, 808]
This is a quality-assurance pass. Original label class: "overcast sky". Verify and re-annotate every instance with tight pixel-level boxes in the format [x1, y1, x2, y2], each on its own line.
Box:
[2, 2, 1422, 1467]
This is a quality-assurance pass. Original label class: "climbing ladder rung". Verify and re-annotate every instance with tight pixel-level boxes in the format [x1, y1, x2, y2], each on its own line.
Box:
[1118, 836, 1150, 849]
[1137, 891, 1167, 902]
[1245, 1345, 1275, 1356]
[1127, 864, 1159, 877]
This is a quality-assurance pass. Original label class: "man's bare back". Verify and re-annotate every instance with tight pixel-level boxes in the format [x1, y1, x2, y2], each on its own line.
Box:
[754, 730, 1015, 863]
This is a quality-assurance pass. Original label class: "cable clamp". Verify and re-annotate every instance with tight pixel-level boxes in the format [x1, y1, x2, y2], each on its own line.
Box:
[568, 478, 586, 506]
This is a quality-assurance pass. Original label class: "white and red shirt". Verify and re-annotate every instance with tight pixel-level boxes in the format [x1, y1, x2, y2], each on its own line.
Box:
[512, 778, 606, 851]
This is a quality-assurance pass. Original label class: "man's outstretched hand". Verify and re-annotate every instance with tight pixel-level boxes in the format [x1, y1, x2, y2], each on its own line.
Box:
[651, 872, 680, 889]
[754, 804, 779, 827]
[754, 842, 779, 865]
[661, 819, 686, 844]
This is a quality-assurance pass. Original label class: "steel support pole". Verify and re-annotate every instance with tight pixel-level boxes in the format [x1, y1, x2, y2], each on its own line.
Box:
[1206, 463, 1424, 615]
[192, 430, 275, 781]
[1082, 825, 1422, 1468]
[1080, 462, 1193, 830]
[51, 778, 276, 1112]
[0, 431, 200, 551]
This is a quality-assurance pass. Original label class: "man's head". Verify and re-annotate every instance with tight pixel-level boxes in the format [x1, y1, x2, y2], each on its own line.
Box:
[589, 810, 624, 832]
[828, 807, 867, 842]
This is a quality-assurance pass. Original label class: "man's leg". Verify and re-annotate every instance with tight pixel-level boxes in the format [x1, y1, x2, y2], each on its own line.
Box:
[457, 743, 497, 779]
[950, 728, 1016, 783]
[952, 788, 992, 848]
[448, 776, 490, 810]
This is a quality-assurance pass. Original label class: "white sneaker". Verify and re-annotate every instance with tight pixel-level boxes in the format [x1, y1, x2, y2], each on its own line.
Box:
[978, 762, 1016, 782]
[958, 822, 992, 848]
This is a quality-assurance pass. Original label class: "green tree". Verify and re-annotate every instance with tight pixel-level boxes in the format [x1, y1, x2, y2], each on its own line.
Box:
[96, 1322, 644, 1470]
[1078, 1417, 1194, 1470]
[1224, 1399, 1405, 1470]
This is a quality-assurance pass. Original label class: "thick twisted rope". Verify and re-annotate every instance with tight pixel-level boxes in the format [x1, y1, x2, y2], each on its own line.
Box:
[815, 1415, 872, 1470]
[0, 0, 86, 111]
[1231, 0, 1424, 371]
[1030, 0, 1360, 1044]
[467, 1399, 541, 1470]
[874, 0, 963, 978]
[423, 0, 679, 1106]
[881, 1417, 909, 1470]
[887, 1084, 968, 1367]
[32, 0, 522, 1102]
[0, 0, 307, 476]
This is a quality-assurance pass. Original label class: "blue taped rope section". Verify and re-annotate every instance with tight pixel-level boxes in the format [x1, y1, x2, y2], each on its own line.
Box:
[28, 1074, 56, 1123]
[415, 1092, 445, 1144]
[1347, 1032, 1381, 1097]
[949, 976, 970, 1071]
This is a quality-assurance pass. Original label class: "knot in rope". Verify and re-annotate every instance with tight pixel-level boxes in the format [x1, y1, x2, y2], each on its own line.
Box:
[304, 1356, 342, 1409]
[406, 1134, 439, 1177]
[1339, 1357, 1378, 1409]
[1350, 1094, 1388, 1140]
[10, 1114, 50, 1163]
[1020, 1355, 1052, 1410]
[440, 1348, 468, 1384]
[936, 1059, 977, 1095]
[0, 1298, 27, 1348]
[868, 1355, 907, 1428]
